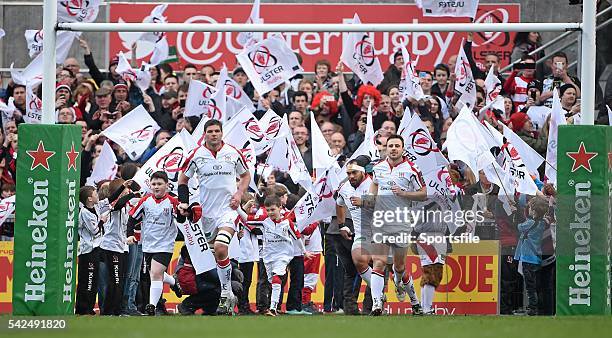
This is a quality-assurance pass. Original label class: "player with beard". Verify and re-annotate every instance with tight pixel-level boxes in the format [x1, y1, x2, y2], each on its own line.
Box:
[367, 135, 426, 316]
[178, 119, 251, 315]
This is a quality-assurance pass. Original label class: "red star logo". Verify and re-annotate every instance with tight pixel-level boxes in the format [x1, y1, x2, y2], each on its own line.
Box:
[26, 140, 55, 171]
[66, 142, 79, 171]
[566, 142, 598, 173]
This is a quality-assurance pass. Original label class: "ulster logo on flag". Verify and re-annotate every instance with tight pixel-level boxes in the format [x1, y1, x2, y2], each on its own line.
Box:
[248, 46, 278, 74]
[353, 35, 376, 67]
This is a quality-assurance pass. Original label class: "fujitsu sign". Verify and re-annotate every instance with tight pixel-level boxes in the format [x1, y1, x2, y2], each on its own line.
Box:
[110, 3, 519, 71]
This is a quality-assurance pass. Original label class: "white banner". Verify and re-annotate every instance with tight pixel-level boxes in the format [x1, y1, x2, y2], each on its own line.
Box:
[340, 14, 384, 86]
[0, 98, 16, 126]
[102, 105, 161, 160]
[419, 0, 479, 19]
[398, 110, 448, 174]
[12, 31, 80, 85]
[257, 109, 287, 154]
[25, 30, 44, 59]
[398, 44, 425, 101]
[133, 130, 199, 201]
[502, 124, 545, 177]
[184, 79, 216, 118]
[237, 34, 303, 95]
[545, 89, 565, 185]
[24, 83, 42, 124]
[58, 0, 101, 23]
[177, 220, 216, 274]
[0, 195, 16, 226]
[293, 167, 340, 228]
[454, 40, 477, 109]
[237, 0, 263, 47]
[218, 65, 255, 112]
[267, 115, 313, 192]
[310, 112, 337, 170]
[484, 66, 505, 118]
[86, 141, 118, 187]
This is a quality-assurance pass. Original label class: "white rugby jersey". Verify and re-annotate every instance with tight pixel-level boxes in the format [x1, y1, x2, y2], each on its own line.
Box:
[336, 176, 373, 237]
[183, 142, 248, 218]
[129, 193, 180, 254]
[372, 157, 425, 217]
[100, 208, 129, 253]
[245, 210, 302, 264]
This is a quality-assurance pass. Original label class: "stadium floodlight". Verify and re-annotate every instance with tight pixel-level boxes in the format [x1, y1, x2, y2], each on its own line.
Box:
[42, 1, 596, 124]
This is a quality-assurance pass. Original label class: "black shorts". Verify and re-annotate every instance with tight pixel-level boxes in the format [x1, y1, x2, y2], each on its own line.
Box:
[144, 252, 173, 268]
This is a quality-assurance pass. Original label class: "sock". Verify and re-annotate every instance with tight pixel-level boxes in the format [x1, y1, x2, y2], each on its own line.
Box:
[392, 266, 404, 287]
[406, 276, 419, 305]
[302, 287, 313, 304]
[271, 276, 282, 311]
[422, 284, 435, 312]
[149, 281, 163, 306]
[163, 272, 175, 286]
[371, 269, 385, 302]
[359, 266, 372, 286]
[216, 257, 232, 297]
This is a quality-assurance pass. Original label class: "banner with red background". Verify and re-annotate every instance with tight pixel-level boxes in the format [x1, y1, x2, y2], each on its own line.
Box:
[109, 3, 519, 73]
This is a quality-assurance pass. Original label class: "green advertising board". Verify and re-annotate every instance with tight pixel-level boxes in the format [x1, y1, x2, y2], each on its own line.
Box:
[12, 124, 81, 315]
[556, 125, 611, 315]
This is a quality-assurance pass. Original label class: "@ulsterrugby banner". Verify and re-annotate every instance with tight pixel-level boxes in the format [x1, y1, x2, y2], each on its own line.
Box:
[556, 125, 611, 315]
[237, 34, 303, 95]
[110, 3, 519, 72]
[13, 124, 81, 315]
[418, 0, 479, 19]
[102, 105, 161, 160]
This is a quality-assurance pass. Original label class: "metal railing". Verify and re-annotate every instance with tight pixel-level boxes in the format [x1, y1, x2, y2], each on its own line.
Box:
[500, 5, 612, 73]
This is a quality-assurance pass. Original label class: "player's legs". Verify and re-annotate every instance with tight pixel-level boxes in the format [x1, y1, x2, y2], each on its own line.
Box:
[302, 253, 321, 312]
[369, 243, 388, 316]
[351, 239, 372, 287]
[214, 225, 236, 314]
[421, 263, 443, 314]
[390, 247, 421, 314]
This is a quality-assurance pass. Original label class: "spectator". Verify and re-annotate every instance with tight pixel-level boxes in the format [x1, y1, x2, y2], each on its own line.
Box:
[509, 112, 548, 156]
[182, 64, 199, 83]
[503, 56, 539, 114]
[79, 38, 122, 86]
[313, 59, 333, 92]
[288, 110, 305, 129]
[511, 32, 544, 66]
[378, 50, 403, 95]
[540, 52, 581, 107]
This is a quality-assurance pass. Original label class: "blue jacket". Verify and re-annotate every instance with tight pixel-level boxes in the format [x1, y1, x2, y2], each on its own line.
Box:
[514, 218, 545, 265]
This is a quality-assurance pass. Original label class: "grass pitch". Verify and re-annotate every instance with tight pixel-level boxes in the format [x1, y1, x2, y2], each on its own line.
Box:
[2, 315, 611, 338]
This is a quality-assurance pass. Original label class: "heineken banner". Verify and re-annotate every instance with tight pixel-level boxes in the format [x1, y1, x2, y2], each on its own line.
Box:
[556, 125, 612, 315]
[12, 125, 81, 315]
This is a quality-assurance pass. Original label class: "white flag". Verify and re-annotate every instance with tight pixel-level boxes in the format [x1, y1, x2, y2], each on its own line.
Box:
[420, 0, 479, 19]
[237, 0, 264, 47]
[237, 34, 303, 95]
[257, 109, 287, 154]
[454, 40, 477, 109]
[293, 168, 340, 228]
[57, 0, 101, 23]
[25, 83, 42, 124]
[137, 4, 169, 66]
[184, 79, 216, 118]
[310, 112, 336, 170]
[484, 66, 506, 118]
[25, 30, 44, 59]
[398, 44, 424, 101]
[0, 195, 16, 226]
[205, 82, 227, 121]
[502, 124, 545, 177]
[102, 105, 160, 160]
[149, 37, 169, 66]
[133, 130, 199, 198]
[116, 58, 153, 93]
[607, 105, 612, 126]
[12, 31, 79, 85]
[398, 110, 448, 174]
[482, 121, 538, 195]
[223, 111, 260, 192]
[267, 115, 313, 192]
[340, 14, 384, 86]
[0, 29, 5, 40]
[349, 103, 378, 161]
[545, 89, 566, 185]
[445, 106, 496, 179]
[177, 220, 216, 273]
[226, 97, 246, 122]
[115, 51, 136, 80]
[218, 65, 254, 112]
[86, 141, 118, 186]
[0, 98, 16, 125]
